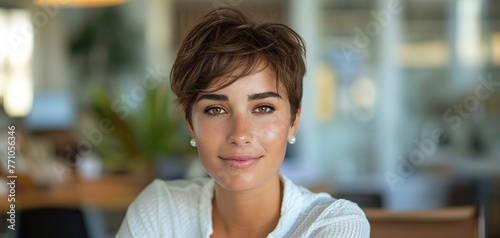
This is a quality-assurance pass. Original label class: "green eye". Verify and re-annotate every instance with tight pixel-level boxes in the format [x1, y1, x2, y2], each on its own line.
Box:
[205, 107, 226, 115]
[254, 105, 274, 114]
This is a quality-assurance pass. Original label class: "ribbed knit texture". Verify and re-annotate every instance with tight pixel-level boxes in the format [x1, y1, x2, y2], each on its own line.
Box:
[116, 175, 370, 238]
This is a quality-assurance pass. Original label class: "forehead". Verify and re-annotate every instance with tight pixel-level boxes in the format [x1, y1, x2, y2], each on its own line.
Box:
[203, 62, 284, 95]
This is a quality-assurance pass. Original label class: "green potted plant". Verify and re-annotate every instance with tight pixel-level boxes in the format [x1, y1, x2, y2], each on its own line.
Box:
[89, 81, 194, 179]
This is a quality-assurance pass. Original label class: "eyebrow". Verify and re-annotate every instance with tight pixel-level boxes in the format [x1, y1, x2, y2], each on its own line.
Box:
[248, 92, 282, 101]
[197, 94, 228, 101]
[197, 91, 282, 102]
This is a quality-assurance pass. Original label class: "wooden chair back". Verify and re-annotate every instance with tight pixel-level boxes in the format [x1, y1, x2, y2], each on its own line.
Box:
[364, 206, 483, 238]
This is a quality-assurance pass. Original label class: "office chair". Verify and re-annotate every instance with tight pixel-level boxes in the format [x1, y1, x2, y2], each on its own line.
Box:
[17, 207, 89, 238]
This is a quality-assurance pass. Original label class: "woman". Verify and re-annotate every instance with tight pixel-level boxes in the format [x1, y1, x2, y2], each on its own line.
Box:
[117, 7, 370, 238]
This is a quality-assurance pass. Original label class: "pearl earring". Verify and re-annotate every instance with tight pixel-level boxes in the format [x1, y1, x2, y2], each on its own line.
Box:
[288, 136, 296, 144]
[190, 139, 197, 147]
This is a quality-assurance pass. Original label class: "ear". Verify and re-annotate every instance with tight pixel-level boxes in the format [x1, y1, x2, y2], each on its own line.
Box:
[186, 120, 195, 136]
[184, 110, 195, 138]
[289, 104, 302, 138]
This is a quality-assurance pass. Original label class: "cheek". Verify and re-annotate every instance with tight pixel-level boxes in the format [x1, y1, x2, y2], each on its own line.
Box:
[256, 119, 290, 146]
[194, 127, 221, 156]
[190, 116, 226, 161]
[191, 114, 218, 140]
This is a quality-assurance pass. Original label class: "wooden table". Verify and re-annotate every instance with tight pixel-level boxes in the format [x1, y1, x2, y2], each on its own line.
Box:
[0, 175, 144, 212]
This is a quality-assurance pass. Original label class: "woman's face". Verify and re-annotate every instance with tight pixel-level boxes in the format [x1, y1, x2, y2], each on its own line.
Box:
[188, 65, 301, 192]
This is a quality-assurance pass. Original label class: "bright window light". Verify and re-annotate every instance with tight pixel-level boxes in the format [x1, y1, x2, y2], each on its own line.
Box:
[6, 10, 33, 69]
[1, 9, 33, 118]
[4, 71, 33, 117]
[457, 0, 482, 66]
[0, 9, 8, 69]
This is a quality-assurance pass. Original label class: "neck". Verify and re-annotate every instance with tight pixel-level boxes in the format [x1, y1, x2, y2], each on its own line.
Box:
[212, 174, 283, 237]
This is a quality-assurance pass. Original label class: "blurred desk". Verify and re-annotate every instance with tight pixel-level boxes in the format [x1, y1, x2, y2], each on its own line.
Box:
[453, 157, 500, 178]
[0, 175, 143, 212]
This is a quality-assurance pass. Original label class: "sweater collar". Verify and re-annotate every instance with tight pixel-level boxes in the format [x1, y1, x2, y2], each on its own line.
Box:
[199, 174, 303, 238]
[268, 173, 303, 237]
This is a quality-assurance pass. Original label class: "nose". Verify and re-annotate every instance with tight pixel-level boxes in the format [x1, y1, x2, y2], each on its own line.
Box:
[227, 113, 253, 146]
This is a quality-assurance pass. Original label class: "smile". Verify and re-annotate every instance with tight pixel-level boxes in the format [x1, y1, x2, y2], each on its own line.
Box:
[220, 156, 261, 169]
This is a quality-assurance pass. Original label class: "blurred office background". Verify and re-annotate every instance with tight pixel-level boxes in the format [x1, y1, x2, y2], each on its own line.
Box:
[0, 0, 499, 237]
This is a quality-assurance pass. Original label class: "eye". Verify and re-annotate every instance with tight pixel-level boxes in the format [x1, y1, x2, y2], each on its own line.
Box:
[205, 106, 227, 115]
[254, 105, 275, 114]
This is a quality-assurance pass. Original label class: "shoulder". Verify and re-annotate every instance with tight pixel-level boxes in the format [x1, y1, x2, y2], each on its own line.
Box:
[300, 196, 370, 238]
[290, 180, 368, 222]
[319, 198, 368, 219]
[116, 178, 212, 237]
[279, 176, 370, 238]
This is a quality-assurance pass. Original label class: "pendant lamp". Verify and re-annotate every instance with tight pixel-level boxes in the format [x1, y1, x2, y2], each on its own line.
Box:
[34, 0, 126, 8]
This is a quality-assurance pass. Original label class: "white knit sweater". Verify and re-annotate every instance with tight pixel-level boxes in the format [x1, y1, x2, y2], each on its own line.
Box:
[116, 175, 370, 238]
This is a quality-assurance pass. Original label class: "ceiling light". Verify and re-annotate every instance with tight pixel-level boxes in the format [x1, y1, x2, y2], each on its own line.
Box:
[34, 0, 127, 8]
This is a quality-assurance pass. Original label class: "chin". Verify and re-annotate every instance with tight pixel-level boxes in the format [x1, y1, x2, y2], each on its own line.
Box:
[211, 170, 278, 192]
[211, 171, 258, 191]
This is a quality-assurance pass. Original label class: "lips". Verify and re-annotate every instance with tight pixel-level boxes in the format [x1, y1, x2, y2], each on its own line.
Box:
[220, 156, 261, 169]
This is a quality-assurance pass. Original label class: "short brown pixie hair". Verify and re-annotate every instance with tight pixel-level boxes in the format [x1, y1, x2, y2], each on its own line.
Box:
[170, 7, 306, 126]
